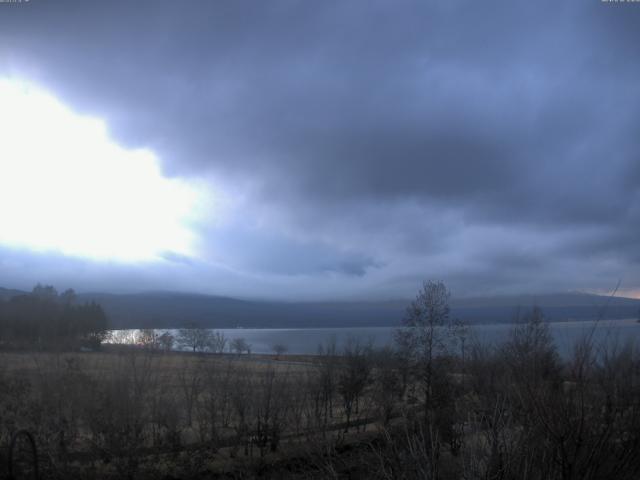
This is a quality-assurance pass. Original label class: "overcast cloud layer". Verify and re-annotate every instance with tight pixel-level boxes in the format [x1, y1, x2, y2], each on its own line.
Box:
[0, 0, 639, 300]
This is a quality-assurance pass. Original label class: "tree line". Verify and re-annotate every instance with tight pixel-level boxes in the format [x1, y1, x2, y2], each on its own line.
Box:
[121, 327, 253, 355]
[0, 284, 109, 349]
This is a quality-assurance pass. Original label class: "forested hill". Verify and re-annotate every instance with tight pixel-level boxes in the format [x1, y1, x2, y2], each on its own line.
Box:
[0, 287, 25, 300]
[78, 291, 640, 329]
[2, 288, 639, 329]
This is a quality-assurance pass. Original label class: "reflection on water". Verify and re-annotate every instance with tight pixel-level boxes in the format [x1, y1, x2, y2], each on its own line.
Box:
[110, 318, 640, 357]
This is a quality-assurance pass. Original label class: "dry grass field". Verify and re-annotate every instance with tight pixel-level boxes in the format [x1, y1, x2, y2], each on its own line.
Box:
[0, 347, 393, 479]
[3, 311, 640, 479]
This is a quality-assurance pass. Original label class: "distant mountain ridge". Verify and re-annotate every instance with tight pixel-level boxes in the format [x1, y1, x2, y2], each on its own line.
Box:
[452, 292, 640, 308]
[1, 288, 638, 329]
[0, 287, 25, 300]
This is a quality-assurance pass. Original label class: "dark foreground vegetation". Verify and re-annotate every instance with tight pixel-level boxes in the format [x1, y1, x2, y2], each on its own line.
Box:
[1, 281, 640, 479]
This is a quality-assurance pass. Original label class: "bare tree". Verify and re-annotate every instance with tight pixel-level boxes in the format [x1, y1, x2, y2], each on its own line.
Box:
[371, 347, 402, 425]
[111, 329, 138, 345]
[501, 306, 560, 385]
[177, 327, 212, 353]
[230, 337, 251, 355]
[137, 329, 159, 350]
[317, 337, 339, 427]
[208, 330, 228, 354]
[200, 358, 235, 449]
[396, 280, 457, 410]
[394, 280, 458, 478]
[272, 343, 288, 359]
[158, 331, 175, 352]
[177, 358, 203, 427]
[338, 338, 372, 432]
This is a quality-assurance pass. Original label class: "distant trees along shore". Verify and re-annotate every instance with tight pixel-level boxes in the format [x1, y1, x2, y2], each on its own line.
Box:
[0, 284, 109, 349]
[134, 327, 248, 355]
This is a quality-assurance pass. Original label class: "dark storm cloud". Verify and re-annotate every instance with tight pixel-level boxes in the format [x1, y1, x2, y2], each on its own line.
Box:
[206, 225, 380, 276]
[0, 0, 639, 298]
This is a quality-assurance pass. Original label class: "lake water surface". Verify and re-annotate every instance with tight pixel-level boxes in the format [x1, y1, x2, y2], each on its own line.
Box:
[114, 318, 640, 357]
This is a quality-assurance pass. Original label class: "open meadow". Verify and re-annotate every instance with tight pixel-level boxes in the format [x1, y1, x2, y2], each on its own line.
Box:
[3, 302, 640, 479]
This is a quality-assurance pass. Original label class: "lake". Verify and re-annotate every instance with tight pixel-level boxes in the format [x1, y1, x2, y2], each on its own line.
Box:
[113, 318, 640, 357]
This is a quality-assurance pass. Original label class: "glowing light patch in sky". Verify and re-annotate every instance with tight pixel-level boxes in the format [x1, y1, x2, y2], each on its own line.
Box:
[0, 79, 203, 262]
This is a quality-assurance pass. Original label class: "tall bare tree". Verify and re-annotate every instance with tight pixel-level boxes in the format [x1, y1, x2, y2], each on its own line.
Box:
[177, 327, 212, 353]
[395, 280, 458, 478]
[397, 280, 456, 408]
[209, 331, 228, 353]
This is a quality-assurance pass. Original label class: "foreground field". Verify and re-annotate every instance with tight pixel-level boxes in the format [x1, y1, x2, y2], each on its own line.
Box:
[3, 311, 640, 479]
[0, 347, 404, 479]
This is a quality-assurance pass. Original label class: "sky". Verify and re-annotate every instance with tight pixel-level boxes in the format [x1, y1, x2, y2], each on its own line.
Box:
[0, 0, 639, 300]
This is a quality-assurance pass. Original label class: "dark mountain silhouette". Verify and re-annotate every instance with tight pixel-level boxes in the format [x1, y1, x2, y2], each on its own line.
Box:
[0, 287, 24, 301]
[77, 291, 640, 329]
[1, 288, 638, 329]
